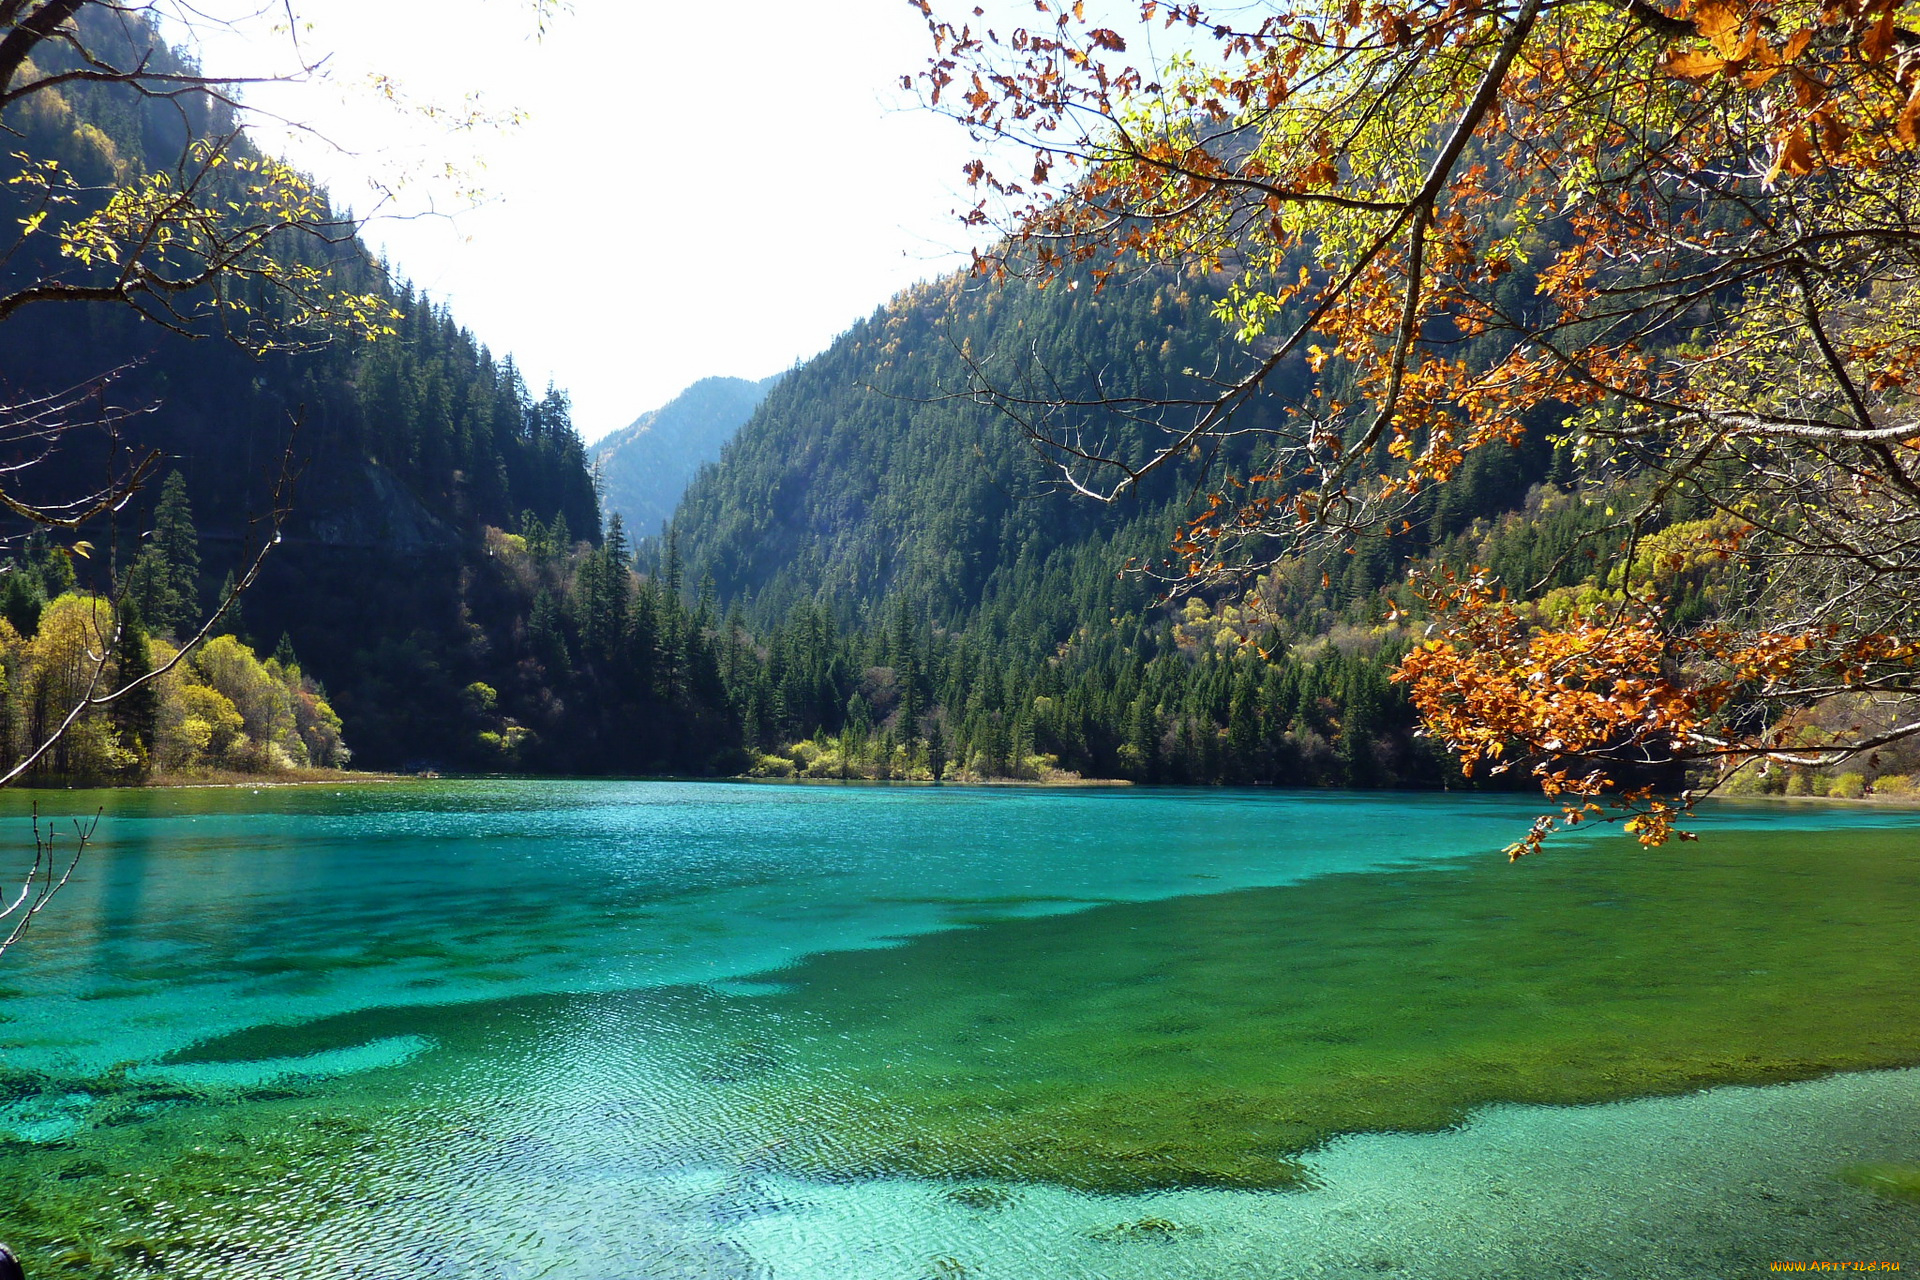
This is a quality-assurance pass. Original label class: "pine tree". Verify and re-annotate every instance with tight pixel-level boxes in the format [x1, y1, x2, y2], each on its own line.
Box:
[111, 597, 157, 776]
[521, 509, 549, 559]
[0, 568, 44, 637]
[150, 472, 201, 636]
[926, 718, 947, 781]
[604, 512, 629, 570]
[1227, 664, 1261, 781]
[899, 654, 921, 746]
[124, 547, 167, 637]
[665, 529, 684, 600]
[210, 570, 244, 643]
[530, 590, 570, 676]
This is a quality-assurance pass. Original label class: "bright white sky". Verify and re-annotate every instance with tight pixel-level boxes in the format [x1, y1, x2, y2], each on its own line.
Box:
[186, 1, 998, 442]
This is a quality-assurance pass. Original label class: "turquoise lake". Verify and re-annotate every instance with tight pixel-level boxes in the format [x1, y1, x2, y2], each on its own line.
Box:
[0, 781, 1917, 1277]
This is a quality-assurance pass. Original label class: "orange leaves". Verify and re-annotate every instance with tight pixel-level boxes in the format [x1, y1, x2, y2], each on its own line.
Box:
[1649, 0, 1920, 175]
[1861, 0, 1899, 61]
[1768, 127, 1817, 179]
[1394, 564, 1920, 852]
[1692, 0, 1749, 50]
[1298, 157, 1340, 187]
[1666, 48, 1732, 78]
[1395, 572, 1696, 779]
[906, 0, 1920, 861]
[1663, 0, 1763, 74]
[1898, 84, 1920, 143]
[1395, 569, 1723, 839]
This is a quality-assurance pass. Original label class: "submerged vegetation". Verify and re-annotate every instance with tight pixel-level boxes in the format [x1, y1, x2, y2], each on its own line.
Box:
[1842, 1164, 1920, 1206]
[0, 1083, 402, 1276]
[714, 828, 1920, 1192]
[3, 815, 1917, 1272]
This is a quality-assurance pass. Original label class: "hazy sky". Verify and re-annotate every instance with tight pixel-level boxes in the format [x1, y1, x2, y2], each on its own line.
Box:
[190, 1, 995, 442]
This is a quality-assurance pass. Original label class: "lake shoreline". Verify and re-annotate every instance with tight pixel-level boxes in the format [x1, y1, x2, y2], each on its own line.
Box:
[736, 773, 1136, 789]
[1699, 789, 1920, 810]
[33, 772, 1920, 805]
[143, 768, 410, 789]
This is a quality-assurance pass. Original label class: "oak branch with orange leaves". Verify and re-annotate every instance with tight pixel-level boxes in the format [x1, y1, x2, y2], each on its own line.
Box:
[913, 0, 1920, 851]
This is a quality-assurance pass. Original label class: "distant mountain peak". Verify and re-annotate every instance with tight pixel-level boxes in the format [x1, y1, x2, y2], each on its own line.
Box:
[592, 374, 778, 537]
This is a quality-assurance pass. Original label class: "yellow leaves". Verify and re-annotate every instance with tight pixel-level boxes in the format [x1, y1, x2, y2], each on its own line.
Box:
[16, 136, 393, 347]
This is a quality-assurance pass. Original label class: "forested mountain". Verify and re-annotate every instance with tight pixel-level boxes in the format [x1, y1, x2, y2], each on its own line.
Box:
[668, 273, 1222, 628]
[593, 375, 777, 538]
[657, 262, 1574, 787]
[0, 11, 728, 774]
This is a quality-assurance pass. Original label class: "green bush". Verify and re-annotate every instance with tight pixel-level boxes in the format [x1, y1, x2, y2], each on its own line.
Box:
[1718, 762, 1784, 795]
[1830, 772, 1867, 799]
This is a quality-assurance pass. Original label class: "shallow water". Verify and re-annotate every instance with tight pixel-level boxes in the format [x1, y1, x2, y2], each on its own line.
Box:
[0, 782, 1916, 1276]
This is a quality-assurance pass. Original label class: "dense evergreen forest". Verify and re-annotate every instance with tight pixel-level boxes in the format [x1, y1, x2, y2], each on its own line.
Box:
[652, 263, 1601, 787]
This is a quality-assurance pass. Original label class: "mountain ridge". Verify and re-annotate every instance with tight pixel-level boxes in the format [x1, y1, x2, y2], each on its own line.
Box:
[593, 374, 778, 538]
